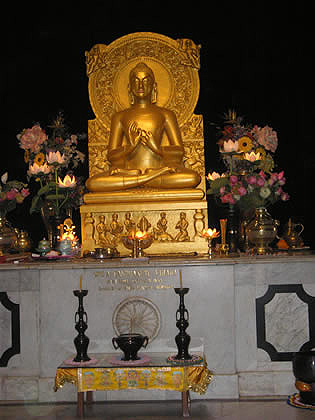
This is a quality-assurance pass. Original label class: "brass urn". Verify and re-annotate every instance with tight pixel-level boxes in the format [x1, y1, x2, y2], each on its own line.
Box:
[246, 207, 279, 255]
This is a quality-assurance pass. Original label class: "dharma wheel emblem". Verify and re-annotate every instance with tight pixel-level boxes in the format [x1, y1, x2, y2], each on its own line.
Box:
[112, 297, 161, 342]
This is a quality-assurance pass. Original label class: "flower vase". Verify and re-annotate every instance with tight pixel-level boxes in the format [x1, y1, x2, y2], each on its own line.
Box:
[40, 200, 72, 248]
[246, 207, 279, 255]
[0, 215, 18, 253]
[226, 205, 239, 255]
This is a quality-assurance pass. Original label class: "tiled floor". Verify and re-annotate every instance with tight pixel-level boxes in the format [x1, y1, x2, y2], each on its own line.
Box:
[0, 399, 314, 420]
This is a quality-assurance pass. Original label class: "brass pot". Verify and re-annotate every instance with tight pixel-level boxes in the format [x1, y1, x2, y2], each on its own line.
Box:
[246, 207, 279, 255]
[0, 215, 17, 252]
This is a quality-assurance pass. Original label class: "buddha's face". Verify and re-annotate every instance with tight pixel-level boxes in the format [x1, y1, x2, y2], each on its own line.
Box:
[129, 70, 155, 101]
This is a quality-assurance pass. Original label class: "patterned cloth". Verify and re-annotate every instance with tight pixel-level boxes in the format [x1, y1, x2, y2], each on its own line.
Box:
[54, 354, 212, 394]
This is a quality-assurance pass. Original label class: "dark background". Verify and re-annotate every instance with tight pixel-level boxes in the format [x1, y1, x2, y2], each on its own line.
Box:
[1, 2, 313, 248]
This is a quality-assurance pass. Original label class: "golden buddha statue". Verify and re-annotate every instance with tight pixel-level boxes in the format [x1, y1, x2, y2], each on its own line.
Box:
[80, 32, 208, 256]
[86, 62, 201, 192]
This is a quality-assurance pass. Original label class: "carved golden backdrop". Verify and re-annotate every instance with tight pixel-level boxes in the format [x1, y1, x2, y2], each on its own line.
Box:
[85, 32, 205, 189]
[81, 32, 208, 255]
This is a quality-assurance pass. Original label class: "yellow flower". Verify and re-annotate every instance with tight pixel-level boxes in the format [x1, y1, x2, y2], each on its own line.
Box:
[34, 152, 45, 166]
[238, 136, 253, 152]
[256, 147, 266, 160]
[24, 150, 30, 163]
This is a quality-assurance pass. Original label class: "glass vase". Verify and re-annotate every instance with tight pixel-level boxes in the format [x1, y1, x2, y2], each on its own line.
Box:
[246, 207, 279, 255]
[40, 200, 72, 248]
[0, 215, 18, 253]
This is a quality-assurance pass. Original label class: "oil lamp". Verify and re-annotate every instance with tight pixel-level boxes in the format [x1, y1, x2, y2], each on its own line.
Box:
[201, 228, 220, 258]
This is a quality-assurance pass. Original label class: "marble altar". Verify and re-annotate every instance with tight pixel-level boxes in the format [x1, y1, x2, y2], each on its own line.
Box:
[0, 254, 315, 402]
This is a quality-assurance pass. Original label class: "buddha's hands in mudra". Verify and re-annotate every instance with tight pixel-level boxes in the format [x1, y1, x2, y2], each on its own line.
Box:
[128, 122, 162, 157]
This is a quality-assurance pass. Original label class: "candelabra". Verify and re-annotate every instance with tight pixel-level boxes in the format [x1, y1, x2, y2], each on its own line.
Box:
[73, 289, 90, 362]
[174, 288, 192, 360]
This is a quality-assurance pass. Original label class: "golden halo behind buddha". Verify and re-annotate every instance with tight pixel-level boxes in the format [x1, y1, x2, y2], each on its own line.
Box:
[86, 32, 200, 129]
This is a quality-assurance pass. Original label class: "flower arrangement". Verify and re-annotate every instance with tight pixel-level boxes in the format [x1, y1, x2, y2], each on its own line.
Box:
[0, 172, 30, 217]
[207, 110, 289, 210]
[17, 114, 86, 215]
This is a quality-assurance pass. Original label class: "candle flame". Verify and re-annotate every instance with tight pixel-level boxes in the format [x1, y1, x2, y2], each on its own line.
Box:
[135, 231, 147, 239]
[202, 228, 220, 239]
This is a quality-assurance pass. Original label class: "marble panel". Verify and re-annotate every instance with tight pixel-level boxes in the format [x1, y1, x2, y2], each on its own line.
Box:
[3, 376, 38, 400]
[239, 371, 296, 397]
[3, 292, 21, 368]
[264, 262, 315, 285]
[38, 377, 77, 403]
[265, 292, 309, 353]
[194, 374, 239, 399]
[0, 299, 11, 358]
[0, 270, 19, 292]
[19, 270, 39, 291]
[19, 291, 40, 371]
[234, 263, 266, 287]
[235, 282, 257, 372]
[39, 269, 84, 377]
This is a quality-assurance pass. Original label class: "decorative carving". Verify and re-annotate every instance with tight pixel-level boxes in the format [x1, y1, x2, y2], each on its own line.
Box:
[193, 209, 206, 239]
[124, 212, 136, 235]
[109, 213, 124, 238]
[96, 215, 117, 248]
[86, 33, 200, 132]
[112, 297, 161, 342]
[176, 39, 201, 69]
[174, 212, 190, 242]
[137, 216, 151, 233]
[83, 212, 96, 250]
[153, 212, 173, 242]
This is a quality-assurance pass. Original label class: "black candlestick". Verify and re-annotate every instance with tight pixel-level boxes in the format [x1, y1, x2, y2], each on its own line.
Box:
[174, 288, 192, 360]
[73, 290, 91, 362]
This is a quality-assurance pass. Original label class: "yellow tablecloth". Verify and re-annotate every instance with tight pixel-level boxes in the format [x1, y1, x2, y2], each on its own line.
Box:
[55, 358, 212, 394]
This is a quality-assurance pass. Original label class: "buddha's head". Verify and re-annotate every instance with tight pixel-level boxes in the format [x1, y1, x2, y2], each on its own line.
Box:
[128, 62, 157, 104]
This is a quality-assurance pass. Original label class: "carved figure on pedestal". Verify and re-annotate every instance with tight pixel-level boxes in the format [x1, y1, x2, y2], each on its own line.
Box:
[124, 212, 136, 235]
[175, 212, 190, 242]
[137, 216, 151, 233]
[96, 215, 116, 247]
[86, 62, 201, 193]
[110, 213, 123, 238]
[154, 212, 173, 241]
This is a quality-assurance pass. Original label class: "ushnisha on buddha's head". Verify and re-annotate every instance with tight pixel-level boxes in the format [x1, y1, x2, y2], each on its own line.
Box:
[128, 62, 157, 104]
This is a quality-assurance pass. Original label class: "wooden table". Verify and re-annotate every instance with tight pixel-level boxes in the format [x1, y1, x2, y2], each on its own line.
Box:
[54, 352, 212, 417]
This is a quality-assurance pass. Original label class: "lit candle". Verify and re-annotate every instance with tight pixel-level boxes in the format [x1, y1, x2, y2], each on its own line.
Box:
[80, 275, 82, 291]
[179, 270, 183, 289]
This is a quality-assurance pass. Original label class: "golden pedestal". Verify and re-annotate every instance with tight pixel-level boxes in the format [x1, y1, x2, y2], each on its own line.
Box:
[81, 32, 208, 256]
[81, 193, 208, 256]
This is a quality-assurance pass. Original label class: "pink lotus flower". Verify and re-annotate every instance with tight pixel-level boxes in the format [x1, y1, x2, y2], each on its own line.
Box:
[46, 151, 65, 164]
[207, 171, 224, 181]
[18, 124, 47, 153]
[28, 162, 51, 176]
[58, 175, 76, 188]
[244, 151, 261, 162]
[223, 139, 239, 152]
[281, 192, 289, 201]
